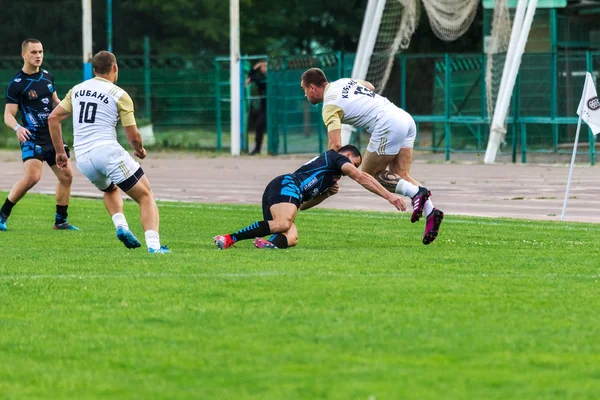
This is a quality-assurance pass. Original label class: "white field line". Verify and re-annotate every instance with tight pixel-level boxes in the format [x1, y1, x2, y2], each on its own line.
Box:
[1, 271, 599, 281]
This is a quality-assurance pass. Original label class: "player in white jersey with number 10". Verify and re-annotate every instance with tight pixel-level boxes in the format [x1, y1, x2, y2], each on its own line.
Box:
[48, 51, 169, 254]
[301, 68, 443, 245]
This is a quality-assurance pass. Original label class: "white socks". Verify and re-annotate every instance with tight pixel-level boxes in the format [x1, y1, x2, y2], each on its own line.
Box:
[423, 199, 434, 217]
[395, 179, 419, 198]
[145, 230, 161, 251]
[394, 180, 436, 217]
[113, 213, 162, 251]
[112, 213, 129, 230]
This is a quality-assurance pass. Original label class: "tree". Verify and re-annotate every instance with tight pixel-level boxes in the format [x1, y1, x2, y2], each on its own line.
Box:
[0, 0, 480, 57]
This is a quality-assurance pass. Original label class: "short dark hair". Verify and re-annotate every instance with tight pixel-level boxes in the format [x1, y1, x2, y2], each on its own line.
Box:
[21, 39, 41, 52]
[301, 68, 328, 87]
[338, 144, 362, 162]
[92, 51, 117, 75]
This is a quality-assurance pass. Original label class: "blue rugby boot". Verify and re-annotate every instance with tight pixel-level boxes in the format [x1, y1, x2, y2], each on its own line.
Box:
[0, 213, 7, 231]
[53, 221, 80, 230]
[54, 213, 79, 230]
[116, 227, 142, 249]
[149, 245, 171, 254]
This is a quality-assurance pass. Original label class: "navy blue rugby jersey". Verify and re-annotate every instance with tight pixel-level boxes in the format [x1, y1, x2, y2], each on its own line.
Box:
[5, 69, 56, 146]
[291, 150, 352, 202]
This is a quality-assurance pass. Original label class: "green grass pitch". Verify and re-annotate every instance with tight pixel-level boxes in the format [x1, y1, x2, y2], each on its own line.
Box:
[1, 193, 600, 399]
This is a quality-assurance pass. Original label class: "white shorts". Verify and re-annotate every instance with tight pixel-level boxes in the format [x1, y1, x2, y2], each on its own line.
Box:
[75, 144, 142, 192]
[367, 105, 417, 156]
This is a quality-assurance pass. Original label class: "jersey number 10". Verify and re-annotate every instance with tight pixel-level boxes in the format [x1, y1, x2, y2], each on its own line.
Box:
[78, 101, 98, 123]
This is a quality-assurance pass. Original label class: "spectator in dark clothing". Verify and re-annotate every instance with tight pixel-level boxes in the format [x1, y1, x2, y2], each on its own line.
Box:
[245, 61, 267, 155]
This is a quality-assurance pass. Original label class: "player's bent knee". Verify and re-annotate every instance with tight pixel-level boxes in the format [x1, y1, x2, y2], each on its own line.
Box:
[132, 191, 153, 206]
[24, 175, 41, 188]
[287, 234, 298, 247]
[282, 219, 295, 232]
[272, 219, 293, 233]
[59, 172, 73, 184]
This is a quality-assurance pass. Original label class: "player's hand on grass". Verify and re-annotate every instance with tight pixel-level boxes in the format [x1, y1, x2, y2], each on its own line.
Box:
[389, 195, 406, 211]
[56, 152, 69, 170]
[15, 127, 32, 143]
[134, 148, 147, 159]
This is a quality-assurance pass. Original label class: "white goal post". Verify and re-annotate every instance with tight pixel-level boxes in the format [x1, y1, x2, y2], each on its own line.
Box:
[484, 0, 539, 164]
[230, 0, 241, 156]
[342, 0, 387, 146]
[344, 0, 479, 146]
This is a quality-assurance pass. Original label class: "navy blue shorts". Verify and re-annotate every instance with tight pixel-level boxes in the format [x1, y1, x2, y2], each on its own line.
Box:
[261, 175, 302, 220]
[21, 141, 70, 167]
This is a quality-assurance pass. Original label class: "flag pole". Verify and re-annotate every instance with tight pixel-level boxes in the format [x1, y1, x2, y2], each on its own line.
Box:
[561, 117, 583, 221]
[561, 77, 589, 221]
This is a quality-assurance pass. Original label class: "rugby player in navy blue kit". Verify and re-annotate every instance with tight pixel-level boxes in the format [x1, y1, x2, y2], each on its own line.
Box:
[1, 39, 78, 231]
[214, 145, 406, 250]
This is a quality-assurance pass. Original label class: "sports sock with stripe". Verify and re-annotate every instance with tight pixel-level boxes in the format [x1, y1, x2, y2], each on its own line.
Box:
[268, 233, 289, 249]
[56, 205, 68, 224]
[230, 221, 271, 242]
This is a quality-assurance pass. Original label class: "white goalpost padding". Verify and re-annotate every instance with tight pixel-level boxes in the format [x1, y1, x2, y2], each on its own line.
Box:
[484, 0, 538, 164]
[230, 0, 241, 156]
[342, 0, 386, 146]
[352, 0, 386, 81]
[82, 0, 93, 80]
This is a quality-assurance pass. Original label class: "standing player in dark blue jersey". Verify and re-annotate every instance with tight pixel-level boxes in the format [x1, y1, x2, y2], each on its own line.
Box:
[214, 145, 406, 250]
[1, 39, 78, 231]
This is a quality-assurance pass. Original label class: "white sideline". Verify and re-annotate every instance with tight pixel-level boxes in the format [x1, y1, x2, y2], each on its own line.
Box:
[2, 271, 599, 281]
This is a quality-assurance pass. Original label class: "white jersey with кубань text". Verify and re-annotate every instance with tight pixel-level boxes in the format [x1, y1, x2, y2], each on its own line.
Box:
[58, 77, 136, 156]
[322, 78, 392, 133]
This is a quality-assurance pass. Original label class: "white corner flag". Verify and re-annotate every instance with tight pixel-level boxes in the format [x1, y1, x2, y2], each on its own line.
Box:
[577, 73, 600, 135]
[561, 72, 600, 221]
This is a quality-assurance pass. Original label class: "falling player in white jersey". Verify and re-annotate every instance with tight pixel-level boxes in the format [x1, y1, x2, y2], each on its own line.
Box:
[301, 68, 443, 245]
[48, 51, 170, 253]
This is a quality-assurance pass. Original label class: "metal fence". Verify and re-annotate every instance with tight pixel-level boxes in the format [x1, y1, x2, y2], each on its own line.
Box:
[399, 51, 599, 163]
[0, 55, 218, 150]
[1, 51, 599, 163]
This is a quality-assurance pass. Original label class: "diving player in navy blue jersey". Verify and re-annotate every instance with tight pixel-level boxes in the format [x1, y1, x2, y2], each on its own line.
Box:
[1, 39, 78, 231]
[214, 144, 406, 250]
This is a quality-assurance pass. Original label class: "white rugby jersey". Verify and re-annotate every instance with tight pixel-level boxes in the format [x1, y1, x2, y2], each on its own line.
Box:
[59, 77, 136, 155]
[321, 78, 392, 133]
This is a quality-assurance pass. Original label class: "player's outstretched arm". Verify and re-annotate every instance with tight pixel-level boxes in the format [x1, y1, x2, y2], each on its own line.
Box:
[123, 125, 146, 159]
[341, 163, 406, 211]
[299, 193, 329, 211]
[48, 105, 71, 169]
[299, 183, 339, 211]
